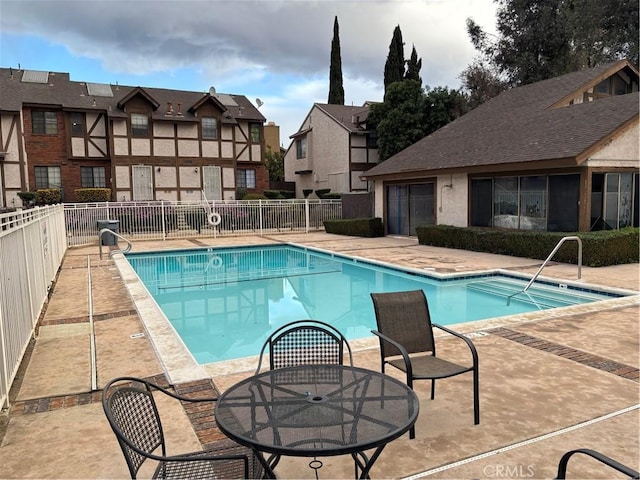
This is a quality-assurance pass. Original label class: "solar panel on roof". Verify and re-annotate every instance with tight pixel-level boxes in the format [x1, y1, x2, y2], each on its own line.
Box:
[22, 70, 49, 83]
[87, 83, 114, 97]
[215, 93, 238, 106]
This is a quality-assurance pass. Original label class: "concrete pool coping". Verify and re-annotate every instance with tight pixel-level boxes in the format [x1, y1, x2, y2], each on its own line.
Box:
[1, 232, 638, 479]
[112, 239, 640, 383]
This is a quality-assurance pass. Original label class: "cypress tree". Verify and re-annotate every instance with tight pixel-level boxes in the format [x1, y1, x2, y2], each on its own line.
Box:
[383, 25, 405, 96]
[405, 44, 422, 84]
[328, 16, 345, 105]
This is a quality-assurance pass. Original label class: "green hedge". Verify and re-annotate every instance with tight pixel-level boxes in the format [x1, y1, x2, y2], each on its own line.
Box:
[415, 225, 639, 266]
[323, 218, 384, 237]
[75, 188, 111, 202]
[36, 188, 62, 205]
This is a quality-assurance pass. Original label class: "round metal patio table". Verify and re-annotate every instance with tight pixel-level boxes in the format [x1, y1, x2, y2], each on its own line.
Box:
[215, 364, 419, 479]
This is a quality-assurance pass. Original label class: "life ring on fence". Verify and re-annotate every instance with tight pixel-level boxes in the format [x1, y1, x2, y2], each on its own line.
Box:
[208, 212, 221, 226]
[209, 255, 223, 269]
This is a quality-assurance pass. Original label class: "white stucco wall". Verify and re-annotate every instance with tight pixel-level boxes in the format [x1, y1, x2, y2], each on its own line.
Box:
[155, 168, 177, 188]
[180, 167, 200, 188]
[115, 166, 130, 188]
[131, 139, 150, 156]
[437, 174, 468, 227]
[584, 120, 639, 167]
[113, 137, 129, 156]
[202, 141, 219, 158]
[111, 120, 127, 136]
[154, 139, 176, 156]
[178, 139, 199, 157]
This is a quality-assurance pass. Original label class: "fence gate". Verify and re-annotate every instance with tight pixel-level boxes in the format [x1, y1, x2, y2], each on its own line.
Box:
[132, 165, 153, 201]
[203, 166, 222, 200]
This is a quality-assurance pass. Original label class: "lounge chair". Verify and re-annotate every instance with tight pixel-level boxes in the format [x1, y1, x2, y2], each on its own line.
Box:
[370, 289, 479, 439]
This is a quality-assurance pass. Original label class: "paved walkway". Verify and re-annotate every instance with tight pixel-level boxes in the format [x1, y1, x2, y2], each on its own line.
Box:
[0, 233, 638, 479]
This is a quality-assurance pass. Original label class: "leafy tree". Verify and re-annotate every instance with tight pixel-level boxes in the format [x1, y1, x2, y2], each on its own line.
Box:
[369, 80, 426, 161]
[328, 16, 345, 105]
[404, 45, 422, 84]
[459, 60, 508, 108]
[423, 87, 469, 135]
[264, 148, 284, 182]
[383, 25, 406, 96]
[467, 0, 639, 86]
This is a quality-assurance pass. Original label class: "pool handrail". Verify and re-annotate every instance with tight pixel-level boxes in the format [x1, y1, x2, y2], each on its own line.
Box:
[98, 228, 132, 259]
[507, 236, 582, 306]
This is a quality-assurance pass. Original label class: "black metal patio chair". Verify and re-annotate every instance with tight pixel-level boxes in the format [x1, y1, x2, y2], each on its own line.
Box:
[555, 448, 639, 479]
[370, 289, 479, 439]
[102, 376, 263, 479]
[255, 319, 354, 373]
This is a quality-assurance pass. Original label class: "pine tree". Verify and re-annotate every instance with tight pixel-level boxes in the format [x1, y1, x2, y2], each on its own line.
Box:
[328, 16, 345, 105]
[383, 25, 405, 97]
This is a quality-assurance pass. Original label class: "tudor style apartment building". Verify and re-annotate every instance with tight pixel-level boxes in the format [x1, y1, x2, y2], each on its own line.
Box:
[0, 67, 268, 207]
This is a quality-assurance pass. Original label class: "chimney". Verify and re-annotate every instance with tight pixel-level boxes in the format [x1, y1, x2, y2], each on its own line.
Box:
[166, 101, 173, 115]
[177, 103, 183, 116]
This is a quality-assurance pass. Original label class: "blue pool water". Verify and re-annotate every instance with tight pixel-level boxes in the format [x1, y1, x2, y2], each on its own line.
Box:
[126, 245, 622, 363]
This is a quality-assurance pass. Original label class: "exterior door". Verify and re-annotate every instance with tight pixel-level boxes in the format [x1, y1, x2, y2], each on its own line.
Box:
[203, 166, 222, 200]
[132, 165, 153, 201]
[386, 183, 435, 235]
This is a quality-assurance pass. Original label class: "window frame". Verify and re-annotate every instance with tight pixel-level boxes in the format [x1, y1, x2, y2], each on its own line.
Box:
[32, 111, 58, 135]
[34, 166, 62, 189]
[250, 124, 261, 143]
[236, 169, 256, 189]
[202, 117, 219, 140]
[296, 137, 307, 159]
[130, 113, 149, 137]
[80, 166, 106, 188]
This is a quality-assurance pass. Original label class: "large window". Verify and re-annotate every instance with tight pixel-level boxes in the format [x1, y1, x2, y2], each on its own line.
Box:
[32, 111, 58, 134]
[70, 112, 84, 137]
[236, 169, 256, 189]
[81, 166, 106, 188]
[296, 137, 307, 159]
[386, 183, 434, 236]
[202, 117, 218, 139]
[131, 113, 149, 137]
[471, 174, 580, 231]
[34, 166, 61, 189]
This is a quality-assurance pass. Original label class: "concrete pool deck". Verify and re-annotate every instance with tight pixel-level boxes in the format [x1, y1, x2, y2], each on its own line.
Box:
[0, 233, 638, 479]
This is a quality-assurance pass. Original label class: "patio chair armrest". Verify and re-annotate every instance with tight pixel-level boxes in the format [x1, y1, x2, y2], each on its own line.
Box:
[433, 324, 479, 365]
[371, 330, 413, 379]
[107, 376, 219, 403]
[555, 448, 639, 479]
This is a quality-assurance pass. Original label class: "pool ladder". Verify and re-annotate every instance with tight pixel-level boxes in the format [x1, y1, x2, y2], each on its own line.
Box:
[98, 228, 132, 259]
[507, 236, 582, 305]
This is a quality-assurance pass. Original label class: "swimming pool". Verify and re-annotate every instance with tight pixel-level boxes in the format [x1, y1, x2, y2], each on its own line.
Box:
[125, 244, 625, 364]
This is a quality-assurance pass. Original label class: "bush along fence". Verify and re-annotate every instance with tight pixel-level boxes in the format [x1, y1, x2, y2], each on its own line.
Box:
[64, 199, 342, 246]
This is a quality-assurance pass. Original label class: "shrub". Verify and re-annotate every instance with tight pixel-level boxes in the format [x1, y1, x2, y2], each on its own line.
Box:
[263, 190, 281, 199]
[280, 190, 296, 199]
[415, 225, 639, 267]
[236, 188, 247, 200]
[75, 188, 111, 202]
[243, 193, 268, 200]
[322, 193, 342, 199]
[17, 191, 37, 207]
[36, 188, 62, 205]
[323, 218, 384, 237]
[315, 189, 331, 198]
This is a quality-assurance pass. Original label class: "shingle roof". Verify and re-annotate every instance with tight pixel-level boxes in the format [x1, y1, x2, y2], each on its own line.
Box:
[363, 61, 639, 178]
[314, 103, 371, 132]
[0, 68, 265, 123]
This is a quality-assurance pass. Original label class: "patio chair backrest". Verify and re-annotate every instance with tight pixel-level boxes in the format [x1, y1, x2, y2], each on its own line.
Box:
[256, 320, 353, 372]
[103, 380, 165, 478]
[370, 290, 437, 358]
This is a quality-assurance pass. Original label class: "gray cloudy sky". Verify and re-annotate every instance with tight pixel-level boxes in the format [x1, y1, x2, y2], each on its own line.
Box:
[1, 0, 498, 141]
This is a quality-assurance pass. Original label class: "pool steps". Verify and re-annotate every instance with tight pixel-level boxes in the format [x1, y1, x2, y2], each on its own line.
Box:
[466, 278, 610, 309]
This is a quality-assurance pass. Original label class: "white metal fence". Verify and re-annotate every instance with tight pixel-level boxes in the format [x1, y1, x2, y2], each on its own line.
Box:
[0, 205, 67, 409]
[64, 199, 342, 247]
